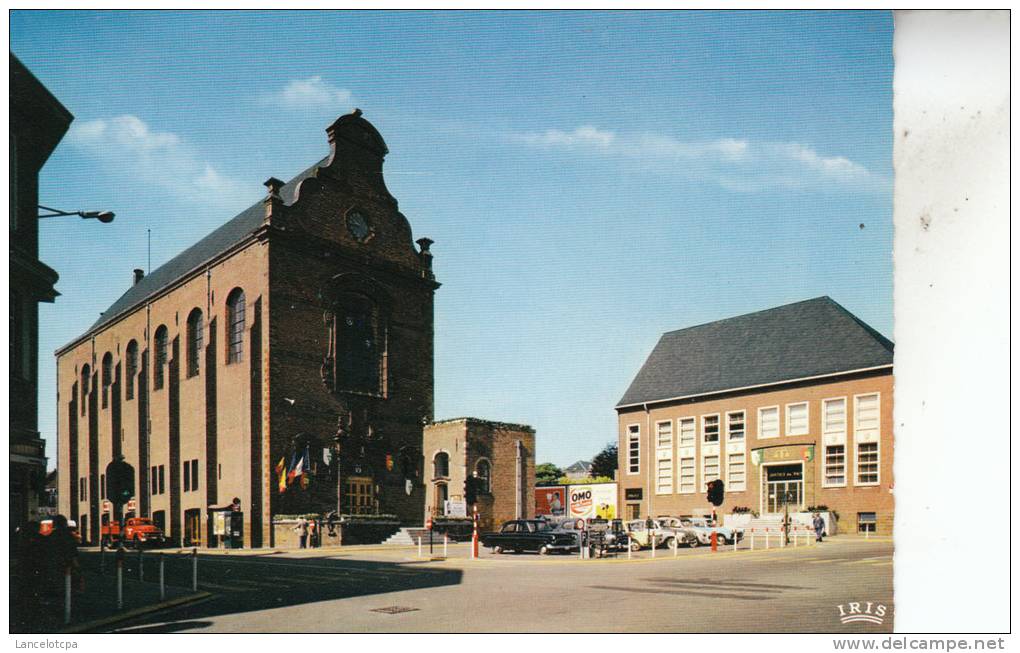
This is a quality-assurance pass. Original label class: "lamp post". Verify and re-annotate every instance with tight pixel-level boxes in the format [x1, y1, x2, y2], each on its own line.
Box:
[38, 205, 115, 223]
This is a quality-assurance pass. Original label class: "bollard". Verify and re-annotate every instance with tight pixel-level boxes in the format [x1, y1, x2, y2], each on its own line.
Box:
[734, 534, 738, 552]
[444, 533, 448, 558]
[627, 541, 632, 560]
[750, 528, 755, 551]
[116, 548, 124, 610]
[138, 547, 144, 581]
[417, 536, 422, 558]
[651, 538, 656, 558]
[63, 568, 72, 625]
[672, 535, 677, 558]
[159, 553, 166, 601]
[191, 548, 198, 592]
[866, 528, 870, 540]
[793, 530, 798, 547]
[765, 529, 770, 550]
[711, 531, 717, 552]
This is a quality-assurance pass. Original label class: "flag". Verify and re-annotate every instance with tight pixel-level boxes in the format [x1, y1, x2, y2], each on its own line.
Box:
[287, 450, 303, 484]
[275, 457, 287, 494]
[300, 446, 311, 489]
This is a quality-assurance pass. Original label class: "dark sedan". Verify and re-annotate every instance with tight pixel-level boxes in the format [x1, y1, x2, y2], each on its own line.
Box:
[480, 519, 577, 555]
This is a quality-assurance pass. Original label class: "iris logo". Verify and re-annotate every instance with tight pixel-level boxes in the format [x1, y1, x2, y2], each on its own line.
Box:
[837, 601, 888, 625]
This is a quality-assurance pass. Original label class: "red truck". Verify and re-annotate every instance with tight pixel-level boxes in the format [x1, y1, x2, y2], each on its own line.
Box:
[101, 517, 166, 548]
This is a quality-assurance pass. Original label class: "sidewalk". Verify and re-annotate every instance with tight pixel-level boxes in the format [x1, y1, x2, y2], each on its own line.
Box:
[10, 566, 209, 634]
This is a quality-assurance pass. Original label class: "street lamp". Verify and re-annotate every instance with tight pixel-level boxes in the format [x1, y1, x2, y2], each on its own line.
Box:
[38, 205, 115, 223]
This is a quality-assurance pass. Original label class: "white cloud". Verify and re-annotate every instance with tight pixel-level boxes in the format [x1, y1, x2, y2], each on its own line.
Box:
[266, 76, 354, 109]
[68, 115, 248, 207]
[511, 124, 879, 192]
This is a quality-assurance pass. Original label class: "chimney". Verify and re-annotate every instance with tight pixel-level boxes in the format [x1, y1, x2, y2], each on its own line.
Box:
[133, 269, 145, 285]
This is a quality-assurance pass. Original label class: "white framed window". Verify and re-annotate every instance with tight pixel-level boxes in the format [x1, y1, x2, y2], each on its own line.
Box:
[702, 414, 720, 443]
[655, 420, 673, 449]
[656, 458, 673, 495]
[823, 397, 847, 436]
[823, 444, 846, 487]
[856, 442, 879, 485]
[758, 406, 779, 439]
[726, 411, 745, 441]
[678, 457, 696, 493]
[702, 455, 720, 490]
[678, 417, 696, 446]
[786, 402, 809, 436]
[855, 393, 881, 435]
[727, 453, 746, 491]
[627, 424, 640, 475]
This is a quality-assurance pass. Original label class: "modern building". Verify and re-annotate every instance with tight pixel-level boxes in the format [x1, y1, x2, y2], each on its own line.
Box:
[10, 54, 74, 533]
[56, 111, 439, 547]
[423, 418, 535, 531]
[615, 297, 894, 535]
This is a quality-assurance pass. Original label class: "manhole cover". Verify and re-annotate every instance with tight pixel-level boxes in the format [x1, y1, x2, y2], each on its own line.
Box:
[370, 606, 420, 614]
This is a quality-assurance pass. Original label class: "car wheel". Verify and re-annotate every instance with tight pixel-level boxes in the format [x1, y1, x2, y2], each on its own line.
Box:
[688, 536, 700, 548]
[663, 537, 675, 550]
[539, 545, 549, 555]
[493, 546, 504, 554]
[630, 541, 641, 552]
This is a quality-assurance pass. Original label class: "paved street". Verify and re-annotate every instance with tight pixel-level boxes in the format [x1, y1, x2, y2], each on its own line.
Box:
[87, 536, 893, 633]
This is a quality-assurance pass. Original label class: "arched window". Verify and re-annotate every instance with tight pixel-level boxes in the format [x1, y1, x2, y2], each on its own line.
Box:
[226, 289, 245, 364]
[433, 452, 449, 479]
[186, 308, 203, 377]
[476, 459, 492, 494]
[334, 293, 382, 394]
[80, 364, 90, 414]
[125, 340, 138, 400]
[154, 326, 168, 390]
[101, 353, 113, 409]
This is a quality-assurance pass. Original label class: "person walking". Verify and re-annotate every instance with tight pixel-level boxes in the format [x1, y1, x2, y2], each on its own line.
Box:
[294, 517, 308, 548]
[812, 512, 825, 542]
[308, 520, 318, 548]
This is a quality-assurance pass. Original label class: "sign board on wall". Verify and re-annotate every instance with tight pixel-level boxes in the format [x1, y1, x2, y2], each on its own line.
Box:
[568, 483, 617, 520]
[444, 500, 467, 517]
[534, 486, 567, 517]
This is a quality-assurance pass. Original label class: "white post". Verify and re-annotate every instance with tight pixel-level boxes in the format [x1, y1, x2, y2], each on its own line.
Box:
[733, 534, 738, 552]
[651, 537, 656, 558]
[191, 548, 198, 592]
[793, 529, 798, 547]
[627, 542, 632, 560]
[63, 568, 72, 625]
[444, 533, 448, 557]
[117, 558, 124, 610]
[417, 536, 422, 558]
[673, 535, 677, 558]
[765, 529, 770, 550]
[866, 527, 871, 540]
[159, 553, 166, 601]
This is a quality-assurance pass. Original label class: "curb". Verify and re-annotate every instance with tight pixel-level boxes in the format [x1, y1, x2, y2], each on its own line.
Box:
[59, 591, 214, 634]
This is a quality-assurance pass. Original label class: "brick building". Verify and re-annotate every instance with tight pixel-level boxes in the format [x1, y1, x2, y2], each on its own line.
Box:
[10, 54, 74, 532]
[615, 297, 894, 535]
[56, 111, 439, 547]
[423, 418, 535, 531]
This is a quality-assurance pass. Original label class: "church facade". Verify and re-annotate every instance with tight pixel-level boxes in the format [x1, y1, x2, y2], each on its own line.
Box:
[56, 111, 439, 547]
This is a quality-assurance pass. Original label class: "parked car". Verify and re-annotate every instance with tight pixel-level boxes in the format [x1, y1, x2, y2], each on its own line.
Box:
[678, 516, 743, 545]
[101, 517, 166, 548]
[481, 519, 577, 555]
[38, 518, 82, 545]
[625, 519, 671, 551]
[653, 517, 700, 548]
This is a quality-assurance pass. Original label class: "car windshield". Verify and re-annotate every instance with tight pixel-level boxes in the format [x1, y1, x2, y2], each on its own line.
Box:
[532, 521, 551, 531]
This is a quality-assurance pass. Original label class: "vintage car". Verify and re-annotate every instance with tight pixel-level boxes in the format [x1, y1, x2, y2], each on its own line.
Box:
[653, 517, 701, 548]
[625, 519, 672, 551]
[38, 518, 82, 545]
[481, 519, 578, 555]
[678, 516, 743, 545]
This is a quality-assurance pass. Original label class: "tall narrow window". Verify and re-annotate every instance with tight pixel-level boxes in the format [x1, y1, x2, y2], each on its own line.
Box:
[183, 460, 191, 492]
[702, 455, 720, 490]
[158, 465, 165, 495]
[823, 398, 847, 436]
[678, 417, 695, 446]
[80, 364, 91, 414]
[678, 457, 696, 493]
[101, 353, 112, 409]
[702, 415, 720, 443]
[226, 289, 246, 364]
[824, 445, 846, 486]
[655, 421, 672, 494]
[151, 467, 158, 495]
[335, 294, 381, 394]
[433, 452, 449, 478]
[857, 442, 880, 485]
[191, 459, 199, 492]
[727, 453, 746, 491]
[627, 425, 640, 474]
[476, 459, 491, 494]
[186, 308, 203, 377]
[726, 411, 745, 441]
[125, 340, 138, 400]
[154, 326, 168, 390]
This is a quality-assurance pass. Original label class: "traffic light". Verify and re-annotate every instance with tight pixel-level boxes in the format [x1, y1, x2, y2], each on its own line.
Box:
[465, 475, 478, 505]
[105, 456, 135, 506]
[706, 479, 725, 507]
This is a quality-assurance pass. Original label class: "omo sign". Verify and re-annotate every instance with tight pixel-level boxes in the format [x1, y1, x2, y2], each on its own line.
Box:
[567, 483, 617, 520]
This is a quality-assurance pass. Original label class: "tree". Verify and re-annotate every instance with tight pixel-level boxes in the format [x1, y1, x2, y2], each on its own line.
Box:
[535, 463, 564, 487]
[590, 442, 618, 480]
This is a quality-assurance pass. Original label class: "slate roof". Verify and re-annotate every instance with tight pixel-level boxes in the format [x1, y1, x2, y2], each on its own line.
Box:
[616, 297, 893, 408]
[565, 460, 592, 474]
[77, 157, 328, 341]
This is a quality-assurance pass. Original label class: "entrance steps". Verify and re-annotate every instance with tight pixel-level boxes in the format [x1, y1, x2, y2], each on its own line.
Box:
[382, 527, 446, 546]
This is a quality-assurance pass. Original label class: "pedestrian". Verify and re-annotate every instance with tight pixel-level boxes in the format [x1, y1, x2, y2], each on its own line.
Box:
[813, 512, 825, 542]
[294, 517, 308, 548]
[40, 515, 81, 609]
[308, 520, 318, 548]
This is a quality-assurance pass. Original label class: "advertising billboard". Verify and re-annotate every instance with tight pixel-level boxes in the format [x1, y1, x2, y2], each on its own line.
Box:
[534, 486, 567, 517]
[567, 483, 617, 520]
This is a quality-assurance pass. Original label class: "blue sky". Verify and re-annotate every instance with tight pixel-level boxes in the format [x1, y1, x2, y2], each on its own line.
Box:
[12, 10, 893, 470]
